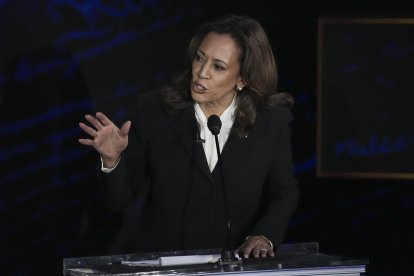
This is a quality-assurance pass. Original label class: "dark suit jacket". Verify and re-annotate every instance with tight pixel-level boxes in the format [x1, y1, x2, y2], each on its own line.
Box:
[102, 89, 299, 252]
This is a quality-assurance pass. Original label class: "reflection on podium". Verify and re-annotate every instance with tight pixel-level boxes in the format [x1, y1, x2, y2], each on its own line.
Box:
[63, 242, 368, 275]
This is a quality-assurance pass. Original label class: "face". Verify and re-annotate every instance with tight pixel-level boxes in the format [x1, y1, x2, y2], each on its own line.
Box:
[191, 32, 245, 115]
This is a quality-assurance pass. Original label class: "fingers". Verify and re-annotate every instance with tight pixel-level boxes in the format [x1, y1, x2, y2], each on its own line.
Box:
[78, 113, 105, 145]
[252, 247, 272, 258]
[83, 113, 128, 133]
[79, 112, 115, 137]
[240, 242, 255, 259]
[84, 114, 104, 130]
[238, 236, 274, 259]
[79, 122, 97, 138]
[78, 113, 130, 146]
[246, 246, 274, 258]
[96, 112, 113, 127]
[78, 122, 97, 146]
[120, 121, 131, 137]
[78, 138, 94, 146]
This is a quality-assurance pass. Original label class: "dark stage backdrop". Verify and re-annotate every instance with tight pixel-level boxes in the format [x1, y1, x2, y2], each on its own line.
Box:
[318, 18, 414, 178]
[1, 1, 413, 275]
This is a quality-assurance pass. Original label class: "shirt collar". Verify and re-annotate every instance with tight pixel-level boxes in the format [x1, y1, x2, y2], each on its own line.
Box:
[194, 95, 237, 125]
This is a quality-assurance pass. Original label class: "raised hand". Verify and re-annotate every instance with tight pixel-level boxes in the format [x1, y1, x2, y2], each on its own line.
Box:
[78, 112, 131, 167]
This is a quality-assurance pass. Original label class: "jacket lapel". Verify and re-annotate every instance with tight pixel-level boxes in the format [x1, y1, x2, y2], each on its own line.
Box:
[215, 132, 250, 174]
[173, 107, 214, 183]
[212, 118, 253, 176]
[174, 107, 254, 181]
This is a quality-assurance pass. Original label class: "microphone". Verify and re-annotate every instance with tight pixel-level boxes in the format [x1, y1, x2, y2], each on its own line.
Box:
[207, 115, 239, 266]
[207, 115, 221, 135]
[195, 131, 205, 143]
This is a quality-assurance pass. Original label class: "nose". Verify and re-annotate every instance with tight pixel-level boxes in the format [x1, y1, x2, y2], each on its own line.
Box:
[198, 62, 210, 79]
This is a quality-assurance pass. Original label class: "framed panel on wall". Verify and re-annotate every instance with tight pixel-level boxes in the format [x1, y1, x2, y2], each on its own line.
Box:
[317, 18, 414, 179]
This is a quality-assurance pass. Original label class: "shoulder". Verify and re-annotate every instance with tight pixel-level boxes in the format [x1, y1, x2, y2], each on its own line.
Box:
[134, 88, 174, 120]
[136, 88, 190, 116]
[248, 105, 293, 140]
[132, 88, 191, 135]
[136, 88, 163, 110]
[130, 88, 167, 133]
[259, 105, 293, 125]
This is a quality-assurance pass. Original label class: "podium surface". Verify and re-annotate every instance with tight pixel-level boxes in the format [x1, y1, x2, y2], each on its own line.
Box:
[63, 243, 367, 275]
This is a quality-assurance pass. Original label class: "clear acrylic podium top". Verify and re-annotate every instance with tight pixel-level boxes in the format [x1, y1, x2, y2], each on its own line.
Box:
[63, 242, 368, 275]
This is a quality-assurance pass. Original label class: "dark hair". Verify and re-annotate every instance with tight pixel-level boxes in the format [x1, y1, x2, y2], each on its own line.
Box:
[162, 14, 293, 137]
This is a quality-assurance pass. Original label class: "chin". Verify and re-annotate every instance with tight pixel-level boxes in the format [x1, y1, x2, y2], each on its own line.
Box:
[191, 91, 208, 103]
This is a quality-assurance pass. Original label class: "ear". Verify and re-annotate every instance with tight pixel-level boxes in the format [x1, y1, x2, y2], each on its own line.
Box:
[237, 78, 247, 89]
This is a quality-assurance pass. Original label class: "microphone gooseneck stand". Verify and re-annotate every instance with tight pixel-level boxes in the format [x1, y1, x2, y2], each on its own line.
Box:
[207, 115, 240, 267]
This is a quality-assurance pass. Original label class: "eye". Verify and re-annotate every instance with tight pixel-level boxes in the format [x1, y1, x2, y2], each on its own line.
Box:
[214, 64, 225, 71]
[195, 53, 204, 62]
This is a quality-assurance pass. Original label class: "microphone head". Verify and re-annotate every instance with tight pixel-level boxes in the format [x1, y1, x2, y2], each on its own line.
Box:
[207, 115, 222, 135]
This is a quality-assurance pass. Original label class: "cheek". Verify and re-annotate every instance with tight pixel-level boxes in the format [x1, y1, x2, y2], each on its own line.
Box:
[191, 62, 199, 77]
[215, 75, 237, 90]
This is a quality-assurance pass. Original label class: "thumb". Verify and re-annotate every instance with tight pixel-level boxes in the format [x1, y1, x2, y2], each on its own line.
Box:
[120, 120, 131, 137]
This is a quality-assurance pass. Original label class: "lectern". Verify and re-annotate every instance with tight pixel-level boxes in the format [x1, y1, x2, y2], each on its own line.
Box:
[63, 242, 367, 275]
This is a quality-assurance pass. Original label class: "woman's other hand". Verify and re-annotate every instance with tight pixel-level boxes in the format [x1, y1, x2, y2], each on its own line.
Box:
[237, 235, 275, 259]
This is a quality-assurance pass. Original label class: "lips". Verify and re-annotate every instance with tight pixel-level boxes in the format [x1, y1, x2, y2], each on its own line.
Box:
[192, 81, 207, 93]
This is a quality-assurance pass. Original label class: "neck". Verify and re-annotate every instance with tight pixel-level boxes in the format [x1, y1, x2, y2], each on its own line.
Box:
[199, 104, 225, 118]
[199, 93, 236, 118]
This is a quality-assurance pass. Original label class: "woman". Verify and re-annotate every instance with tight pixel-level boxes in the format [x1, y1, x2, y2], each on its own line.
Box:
[79, 15, 299, 259]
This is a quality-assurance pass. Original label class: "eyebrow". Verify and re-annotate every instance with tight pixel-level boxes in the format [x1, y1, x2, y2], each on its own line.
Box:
[197, 49, 229, 67]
